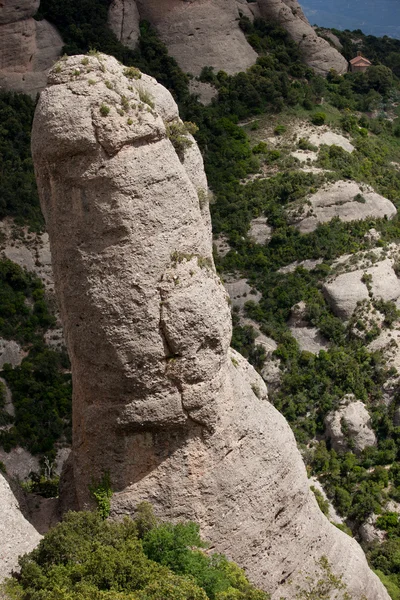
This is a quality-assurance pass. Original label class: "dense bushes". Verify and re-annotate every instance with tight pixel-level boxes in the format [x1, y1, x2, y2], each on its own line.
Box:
[0, 260, 71, 456]
[0, 93, 42, 229]
[6, 509, 267, 600]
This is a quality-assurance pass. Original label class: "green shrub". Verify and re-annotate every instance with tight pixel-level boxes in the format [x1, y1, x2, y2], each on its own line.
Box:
[311, 111, 326, 125]
[274, 124, 287, 136]
[6, 510, 268, 600]
[166, 121, 198, 155]
[100, 103, 110, 116]
[89, 471, 113, 519]
[123, 66, 142, 80]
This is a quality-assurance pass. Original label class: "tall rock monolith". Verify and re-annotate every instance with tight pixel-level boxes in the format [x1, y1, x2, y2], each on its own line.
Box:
[32, 54, 388, 600]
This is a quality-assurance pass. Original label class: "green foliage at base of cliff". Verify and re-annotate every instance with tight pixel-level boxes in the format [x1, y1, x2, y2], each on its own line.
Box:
[6, 509, 268, 600]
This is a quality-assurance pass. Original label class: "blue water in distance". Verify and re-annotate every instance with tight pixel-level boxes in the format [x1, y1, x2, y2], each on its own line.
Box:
[299, 0, 400, 39]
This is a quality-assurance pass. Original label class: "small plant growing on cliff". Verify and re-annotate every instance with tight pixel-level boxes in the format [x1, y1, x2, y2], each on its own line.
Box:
[137, 86, 155, 108]
[123, 66, 142, 80]
[105, 80, 113, 89]
[354, 193, 366, 203]
[294, 556, 355, 599]
[81, 57, 89, 66]
[166, 121, 199, 156]
[100, 103, 110, 116]
[89, 471, 112, 519]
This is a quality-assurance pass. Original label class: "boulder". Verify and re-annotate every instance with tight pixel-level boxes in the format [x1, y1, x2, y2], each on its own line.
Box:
[323, 259, 400, 320]
[293, 181, 396, 234]
[32, 54, 389, 600]
[0, 474, 41, 581]
[325, 396, 377, 454]
[257, 0, 348, 75]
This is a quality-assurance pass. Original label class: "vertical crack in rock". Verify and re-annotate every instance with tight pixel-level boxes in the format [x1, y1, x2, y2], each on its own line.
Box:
[32, 55, 389, 600]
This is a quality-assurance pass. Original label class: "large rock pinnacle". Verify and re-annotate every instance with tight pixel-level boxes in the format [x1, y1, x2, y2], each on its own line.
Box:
[32, 55, 388, 600]
[257, 0, 348, 75]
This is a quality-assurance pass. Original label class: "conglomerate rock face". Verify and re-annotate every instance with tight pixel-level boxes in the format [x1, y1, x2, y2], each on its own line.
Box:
[32, 54, 389, 600]
[0, 0, 63, 96]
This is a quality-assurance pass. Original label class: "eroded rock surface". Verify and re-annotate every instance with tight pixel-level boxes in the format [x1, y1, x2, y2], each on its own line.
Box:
[257, 0, 348, 75]
[0, 473, 41, 580]
[135, 0, 257, 76]
[325, 395, 377, 454]
[0, 0, 63, 95]
[323, 258, 400, 320]
[108, 0, 140, 50]
[293, 181, 396, 234]
[32, 54, 389, 600]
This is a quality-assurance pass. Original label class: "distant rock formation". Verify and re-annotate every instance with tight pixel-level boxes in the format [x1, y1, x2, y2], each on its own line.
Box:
[257, 0, 348, 75]
[0, 0, 63, 96]
[108, 0, 347, 77]
[108, 0, 141, 50]
[0, 474, 41, 580]
[32, 54, 389, 600]
[133, 0, 257, 76]
[0, 0, 347, 96]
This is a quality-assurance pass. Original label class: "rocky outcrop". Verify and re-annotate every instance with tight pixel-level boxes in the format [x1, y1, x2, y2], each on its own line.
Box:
[323, 258, 400, 320]
[32, 54, 389, 600]
[0, 0, 63, 96]
[0, 474, 42, 580]
[108, 0, 140, 50]
[292, 181, 397, 234]
[325, 395, 377, 455]
[257, 0, 348, 75]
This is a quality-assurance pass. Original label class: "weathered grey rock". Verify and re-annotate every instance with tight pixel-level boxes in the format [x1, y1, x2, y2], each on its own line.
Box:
[0, 0, 39, 25]
[293, 181, 397, 234]
[257, 0, 348, 75]
[0, 339, 24, 368]
[0, 447, 40, 480]
[108, 0, 140, 50]
[135, 0, 257, 76]
[224, 278, 262, 310]
[0, 474, 41, 580]
[278, 258, 323, 274]
[0, 0, 63, 96]
[249, 216, 272, 245]
[359, 515, 386, 544]
[323, 259, 400, 320]
[325, 395, 377, 455]
[32, 54, 389, 600]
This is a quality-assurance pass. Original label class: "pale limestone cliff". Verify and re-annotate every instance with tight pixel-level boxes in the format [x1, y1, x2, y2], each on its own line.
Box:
[31, 54, 389, 600]
[0, 474, 42, 580]
[0, 0, 63, 96]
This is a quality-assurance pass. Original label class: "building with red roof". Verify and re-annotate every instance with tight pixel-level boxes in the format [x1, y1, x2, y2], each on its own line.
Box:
[350, 52, 372, 73]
